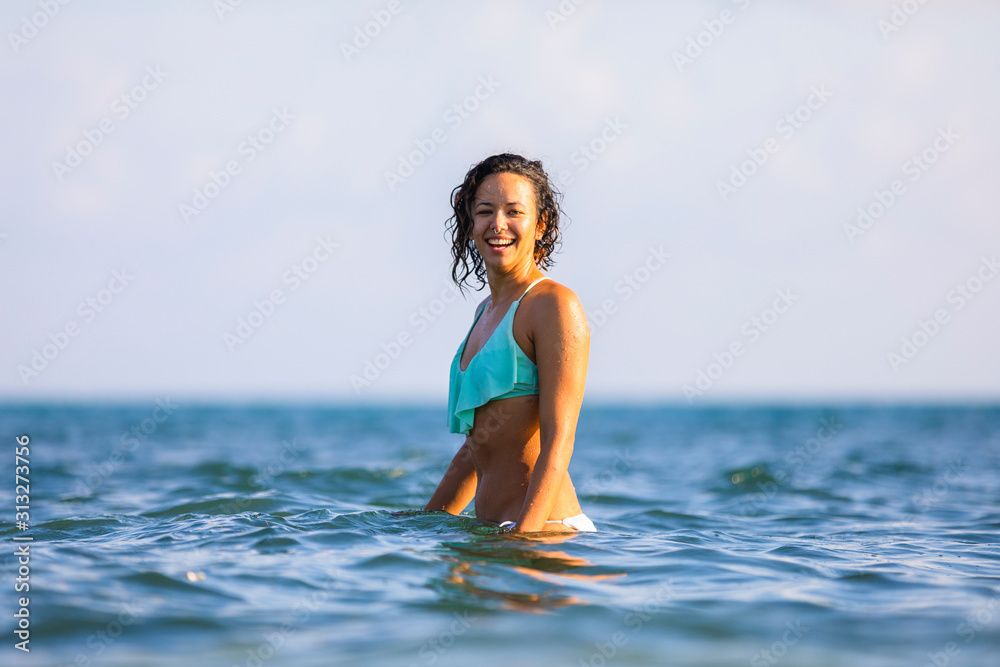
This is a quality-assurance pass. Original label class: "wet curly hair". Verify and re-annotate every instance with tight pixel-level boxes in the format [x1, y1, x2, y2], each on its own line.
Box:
[446, 153, 563, 293]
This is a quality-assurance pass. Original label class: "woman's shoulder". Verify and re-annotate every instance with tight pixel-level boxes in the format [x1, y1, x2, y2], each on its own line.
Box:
[532, 276, 583, 304]
[526, 278, 589, 334]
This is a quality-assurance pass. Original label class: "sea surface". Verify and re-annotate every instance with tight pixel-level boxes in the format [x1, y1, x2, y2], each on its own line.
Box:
[1, 404, 999, 667]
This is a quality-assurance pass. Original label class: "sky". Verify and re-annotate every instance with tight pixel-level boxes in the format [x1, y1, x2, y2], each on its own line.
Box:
[2, 0, 998, 404]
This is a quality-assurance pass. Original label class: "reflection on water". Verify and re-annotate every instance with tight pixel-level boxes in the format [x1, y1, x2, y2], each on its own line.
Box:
[430, 530, 627, 613]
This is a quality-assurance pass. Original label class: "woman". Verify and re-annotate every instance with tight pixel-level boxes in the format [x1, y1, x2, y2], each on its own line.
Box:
[424, 153, 595, 533]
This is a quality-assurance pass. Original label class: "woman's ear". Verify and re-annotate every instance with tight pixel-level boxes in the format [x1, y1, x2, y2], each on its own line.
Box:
[535, 212, 547, 239]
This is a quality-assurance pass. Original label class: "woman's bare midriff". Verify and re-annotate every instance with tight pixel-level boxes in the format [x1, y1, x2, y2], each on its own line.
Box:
[466, 394, 583, 530]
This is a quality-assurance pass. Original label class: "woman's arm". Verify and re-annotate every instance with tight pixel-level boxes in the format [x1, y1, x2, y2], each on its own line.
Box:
[424, 438, 477, 515]
[512, 287, 590, 533]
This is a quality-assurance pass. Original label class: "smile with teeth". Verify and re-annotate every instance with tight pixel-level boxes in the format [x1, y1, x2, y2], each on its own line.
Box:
[487, 238, 514, 247]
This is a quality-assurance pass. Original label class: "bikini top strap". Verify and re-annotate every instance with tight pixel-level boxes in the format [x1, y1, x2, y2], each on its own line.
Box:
[517, 276, 549, 301]
[473, 298, 488, 321]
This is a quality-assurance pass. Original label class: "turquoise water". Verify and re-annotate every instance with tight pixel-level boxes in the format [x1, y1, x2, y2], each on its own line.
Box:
[1, 404, 999, 666]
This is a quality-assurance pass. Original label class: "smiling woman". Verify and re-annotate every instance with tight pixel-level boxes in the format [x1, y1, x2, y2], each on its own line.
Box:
[423, 154, 596, 533]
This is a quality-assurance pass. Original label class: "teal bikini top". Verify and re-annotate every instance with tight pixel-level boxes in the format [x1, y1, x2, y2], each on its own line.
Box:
[447, 276, 549, 435]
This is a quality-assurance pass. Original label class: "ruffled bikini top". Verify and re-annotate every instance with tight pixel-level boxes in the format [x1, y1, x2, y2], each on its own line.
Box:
[447, 276, 549, 435]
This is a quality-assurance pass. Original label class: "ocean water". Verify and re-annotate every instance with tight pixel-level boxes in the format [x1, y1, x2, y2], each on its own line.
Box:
[1, 403, 999, 667]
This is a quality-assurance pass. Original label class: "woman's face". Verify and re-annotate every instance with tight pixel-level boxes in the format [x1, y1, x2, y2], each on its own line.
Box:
[471, 172, 544, 274]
